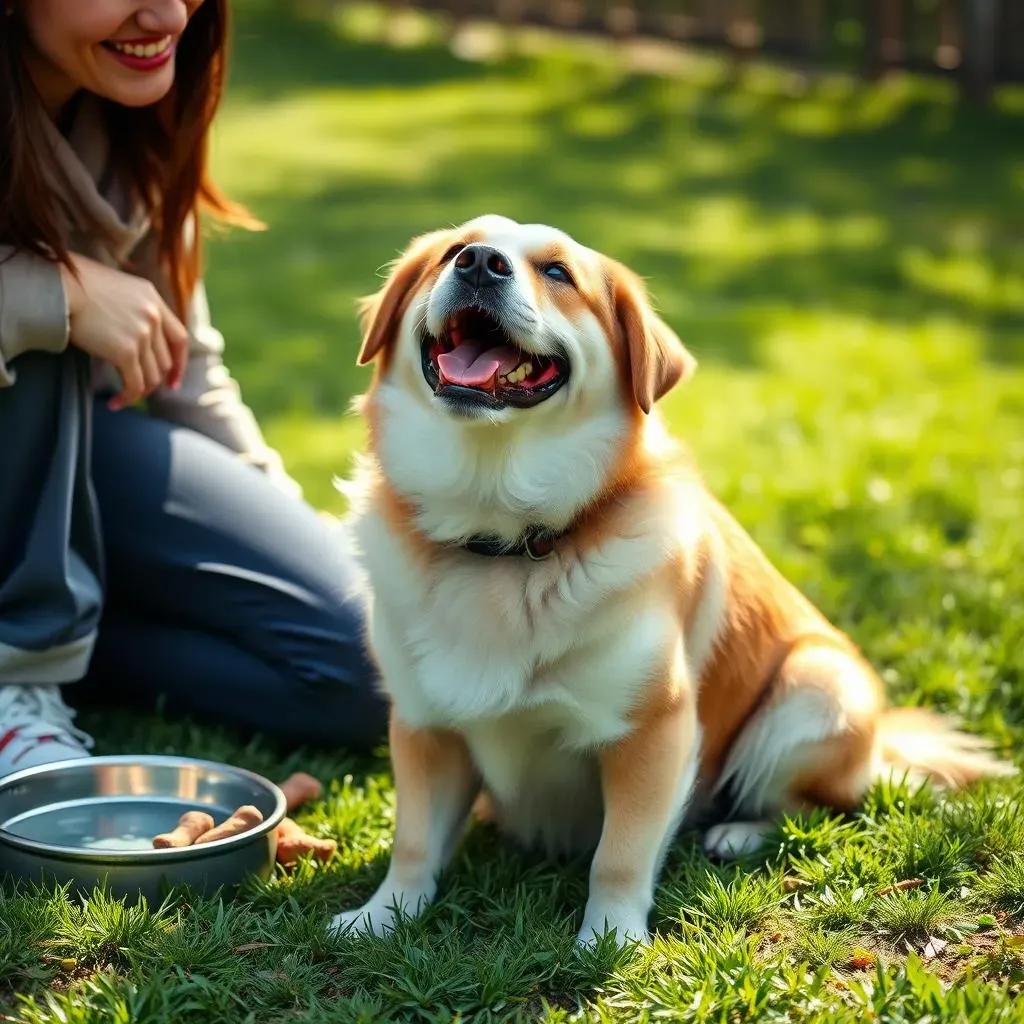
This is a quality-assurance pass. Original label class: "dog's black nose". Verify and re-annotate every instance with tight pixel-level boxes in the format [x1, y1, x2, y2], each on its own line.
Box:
[453, 244, 514, 289]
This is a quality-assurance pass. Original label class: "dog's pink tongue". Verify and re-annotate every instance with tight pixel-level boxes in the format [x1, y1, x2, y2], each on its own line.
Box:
[437, 342, 520, 388]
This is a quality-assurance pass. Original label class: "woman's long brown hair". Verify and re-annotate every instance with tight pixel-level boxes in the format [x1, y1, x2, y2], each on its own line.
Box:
[0, 0, 258, 315]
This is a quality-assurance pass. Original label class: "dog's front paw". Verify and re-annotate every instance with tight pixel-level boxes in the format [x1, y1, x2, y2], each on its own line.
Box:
[575, 899, 651, 951]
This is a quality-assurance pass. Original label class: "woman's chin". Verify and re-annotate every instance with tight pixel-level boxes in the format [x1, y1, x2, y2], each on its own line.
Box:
[92, 67, 176, 108]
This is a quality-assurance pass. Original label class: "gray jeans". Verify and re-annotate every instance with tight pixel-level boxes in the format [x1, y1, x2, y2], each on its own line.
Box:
[0, 347, 388, 750]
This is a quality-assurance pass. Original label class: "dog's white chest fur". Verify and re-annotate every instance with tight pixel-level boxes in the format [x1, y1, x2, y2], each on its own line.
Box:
[350, 497, 678, 851]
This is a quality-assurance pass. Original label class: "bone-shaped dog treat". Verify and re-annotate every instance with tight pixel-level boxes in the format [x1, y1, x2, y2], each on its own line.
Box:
[152, 810, 216, 849]
[278, 772, 323, 813]
[275, 816, 337, 865]
[149, 767, 325, 851]
[192, 805, 264, 845]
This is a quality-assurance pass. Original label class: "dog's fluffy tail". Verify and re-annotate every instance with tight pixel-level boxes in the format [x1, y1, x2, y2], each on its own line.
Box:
[876, 707, 1017, 790]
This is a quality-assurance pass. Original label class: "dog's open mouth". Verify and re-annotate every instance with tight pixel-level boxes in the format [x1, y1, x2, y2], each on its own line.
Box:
[421, 308, 569, 411]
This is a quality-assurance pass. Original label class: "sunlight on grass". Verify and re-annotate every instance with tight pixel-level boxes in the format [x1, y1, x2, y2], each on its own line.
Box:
[874, 886, 959, 944]
[900, 248, 1024, 313]
[215, 81, 554, 198]
[975, 855, 1024, 921]
[261, 415, 367, 512]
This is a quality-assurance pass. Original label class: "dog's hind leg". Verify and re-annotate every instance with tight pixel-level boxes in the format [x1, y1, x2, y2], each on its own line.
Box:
[705, 632, 1016, 862]
[703, 636, 882, 861]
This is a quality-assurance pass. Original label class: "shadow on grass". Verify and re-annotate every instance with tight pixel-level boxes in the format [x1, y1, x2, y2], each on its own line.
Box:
[228, 1, 492, 99]
[205, 4, 1024, 424]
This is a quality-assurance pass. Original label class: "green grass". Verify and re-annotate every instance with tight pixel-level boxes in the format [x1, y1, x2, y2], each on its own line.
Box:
[4, 1, 1024, 1019]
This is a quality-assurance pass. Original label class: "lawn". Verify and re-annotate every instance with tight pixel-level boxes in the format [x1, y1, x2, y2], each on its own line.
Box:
[3, 2, 1024, 1020]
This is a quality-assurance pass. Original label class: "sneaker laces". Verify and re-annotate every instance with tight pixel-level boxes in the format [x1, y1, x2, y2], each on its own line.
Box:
[0, 685, 95, 749]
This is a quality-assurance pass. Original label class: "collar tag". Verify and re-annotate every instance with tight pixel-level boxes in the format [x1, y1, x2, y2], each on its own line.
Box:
[524, 533, 555, 560]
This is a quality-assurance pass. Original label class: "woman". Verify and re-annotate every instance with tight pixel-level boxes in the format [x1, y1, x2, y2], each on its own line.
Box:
[0, 0, 388, 775]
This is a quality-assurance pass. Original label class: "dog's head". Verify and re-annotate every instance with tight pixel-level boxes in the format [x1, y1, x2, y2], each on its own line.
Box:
[358, 214, 695, 418]
[354, 215, 696, 537]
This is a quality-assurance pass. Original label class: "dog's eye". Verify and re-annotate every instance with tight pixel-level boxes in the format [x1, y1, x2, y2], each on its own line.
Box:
[542, 263, 574, 286]
[441, 244, 464, 264]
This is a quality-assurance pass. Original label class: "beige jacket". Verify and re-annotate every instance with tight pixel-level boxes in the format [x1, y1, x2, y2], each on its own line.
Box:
[0, 94, 301, 498]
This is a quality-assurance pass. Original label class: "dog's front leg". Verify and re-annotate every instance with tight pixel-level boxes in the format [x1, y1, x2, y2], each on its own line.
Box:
[331, 710, 479, 938]
[577, 690, 698, 949]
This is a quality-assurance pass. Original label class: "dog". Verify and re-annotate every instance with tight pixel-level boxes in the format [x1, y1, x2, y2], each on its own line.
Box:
[329, 214, 1015, 948]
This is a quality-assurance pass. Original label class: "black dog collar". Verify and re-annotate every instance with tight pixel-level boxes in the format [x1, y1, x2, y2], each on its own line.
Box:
[462, 527, 560, 561]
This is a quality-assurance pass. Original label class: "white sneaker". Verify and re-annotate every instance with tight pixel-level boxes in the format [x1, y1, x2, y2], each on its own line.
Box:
[0, 685, 94, 777]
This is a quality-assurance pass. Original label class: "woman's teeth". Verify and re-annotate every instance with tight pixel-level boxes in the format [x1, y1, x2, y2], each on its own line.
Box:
[109, 37, 171, 58]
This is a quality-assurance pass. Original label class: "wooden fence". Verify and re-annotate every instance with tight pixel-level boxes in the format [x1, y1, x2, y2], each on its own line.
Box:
[356, 0, 1024, 103]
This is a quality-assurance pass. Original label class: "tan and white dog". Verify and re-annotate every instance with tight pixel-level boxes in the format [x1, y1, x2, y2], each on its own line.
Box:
[330, 214, 1015, 948]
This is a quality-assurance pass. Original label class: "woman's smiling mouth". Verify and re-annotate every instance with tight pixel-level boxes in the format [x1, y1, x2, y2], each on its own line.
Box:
[101, 35, 175, 72]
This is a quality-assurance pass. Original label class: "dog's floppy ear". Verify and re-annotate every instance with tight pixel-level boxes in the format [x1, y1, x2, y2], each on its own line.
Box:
[608, 259, 695, 414]
[357, 229, 453, 366]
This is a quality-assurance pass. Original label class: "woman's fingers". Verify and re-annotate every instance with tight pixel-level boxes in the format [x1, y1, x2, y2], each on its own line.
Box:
[152, 323, 174, 380]
[161, 302, 190, 389]
[63, 255, 193, 400]
[139, 341, 163, 397]
[109, 353, 145, 411]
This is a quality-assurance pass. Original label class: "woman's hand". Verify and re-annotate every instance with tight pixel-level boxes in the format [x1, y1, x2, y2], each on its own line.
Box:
[61, 254, 190, 411]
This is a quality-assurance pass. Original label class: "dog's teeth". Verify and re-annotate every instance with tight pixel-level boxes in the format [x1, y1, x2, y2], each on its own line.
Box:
[503, 362, 532, 385]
